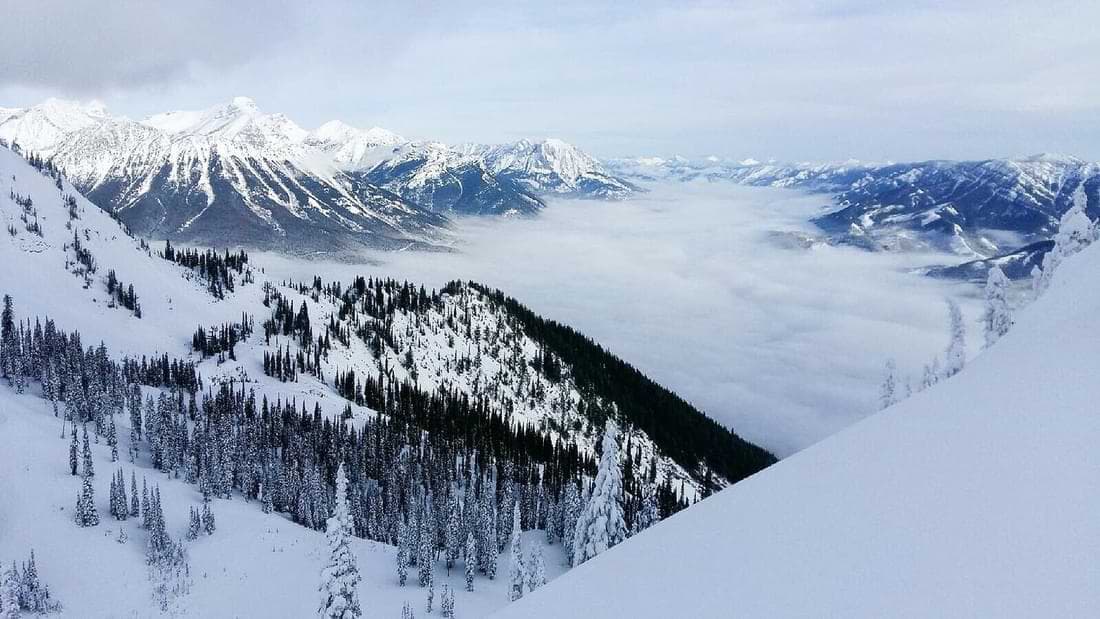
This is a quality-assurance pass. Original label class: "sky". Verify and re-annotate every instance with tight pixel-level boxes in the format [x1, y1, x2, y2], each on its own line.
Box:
[259, 182, 983, 456]
[2, 0, 1098, 162]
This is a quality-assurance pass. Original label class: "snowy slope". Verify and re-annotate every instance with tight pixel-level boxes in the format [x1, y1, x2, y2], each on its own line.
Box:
[496, 241, 1100, 617]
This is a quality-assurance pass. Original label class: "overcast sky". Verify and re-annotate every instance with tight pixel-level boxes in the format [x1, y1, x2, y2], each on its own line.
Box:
[2, 0, 1098, 161]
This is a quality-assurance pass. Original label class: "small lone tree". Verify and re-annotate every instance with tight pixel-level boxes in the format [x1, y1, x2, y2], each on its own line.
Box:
[572, 420, 627, 566]
[983, 265, 1012, 347]
[318, 464, 361, 618]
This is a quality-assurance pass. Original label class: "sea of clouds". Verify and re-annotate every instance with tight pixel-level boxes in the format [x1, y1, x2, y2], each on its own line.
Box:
[261, 182, 982, 457]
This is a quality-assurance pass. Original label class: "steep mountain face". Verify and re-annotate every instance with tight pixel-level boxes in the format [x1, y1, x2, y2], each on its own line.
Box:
[358, 142, 545, 216]
[0, 99, 634, 249]
[496, 226, 1100, 619]
[470, 138, 637, 199]
[0, 98, 448, 253]
[606, 155, 1100, 259]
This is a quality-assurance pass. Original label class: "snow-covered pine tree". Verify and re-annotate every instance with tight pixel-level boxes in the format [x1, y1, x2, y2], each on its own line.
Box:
[129, 472, 140, 518]
[1034, 185, 1095, 295]
[444, 492, 460, 572]
[107, 415, 118, 462]
[68, 423, 78, 476]
[425, 577, 433, 615]
[526, 542, 546, 593]
[440, 584, 455, 618]
[486, 505, 499, 580]
[879, 359, 898, 410]
[75, 473, 98, 527]
[983, 265, 1012, 347]
[417, 500, 433, 588]
[572, 420, 627, 566]
[631, 482, 659, 536]
[508, 501, 525, 601]
[941, 300, 966, 380]
[19, 550, 48, 613]
[464, 532, 475, 592]
[187, 507, 201, 541]
[1, 561, 20, 619]
[318, 463, 361, 619]
[201, 496, 216, 535]
[396, 518, 409, 587]
[81, 424, 94, 478]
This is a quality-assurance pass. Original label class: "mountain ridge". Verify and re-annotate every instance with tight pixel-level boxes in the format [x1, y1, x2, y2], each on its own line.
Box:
[0, 98, 636, 252]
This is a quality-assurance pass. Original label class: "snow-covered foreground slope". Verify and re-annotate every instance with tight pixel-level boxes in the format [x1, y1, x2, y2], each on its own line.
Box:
[497, 242, 1100, 617]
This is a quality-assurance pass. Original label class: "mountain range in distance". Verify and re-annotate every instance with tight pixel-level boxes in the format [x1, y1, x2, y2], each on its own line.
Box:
[0, 97, 636, 254]
[3, 97, 1097, 280]
[607, 154, 1100, 277]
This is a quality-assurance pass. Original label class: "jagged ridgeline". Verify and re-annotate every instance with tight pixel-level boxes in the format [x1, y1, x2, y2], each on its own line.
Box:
[450, 282, 777, 485]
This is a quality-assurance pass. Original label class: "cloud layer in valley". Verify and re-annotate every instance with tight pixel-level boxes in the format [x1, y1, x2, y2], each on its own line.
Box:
[260, 183, 983, 456]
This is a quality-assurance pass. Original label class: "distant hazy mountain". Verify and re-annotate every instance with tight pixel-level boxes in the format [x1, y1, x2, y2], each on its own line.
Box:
[607, 154, 1100, 262]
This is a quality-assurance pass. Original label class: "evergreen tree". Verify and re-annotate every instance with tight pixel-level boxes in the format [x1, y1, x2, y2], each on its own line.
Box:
[81, 424, 94, 478]
[1, 562, 20, 619]
[318, 464, 362, 619]
[75, 474, 99, 527]
[508, 501, 526, 601]
[68, 423, 78, 476]
[631, 482, 659, 536]
[464, 532, 476, 592]
[201, 496, 216, 535]
[941, 300, 966, 379]
[186, 507, 200, 541]
[572, 420, 627, 566]
[525, 543, 546, 593]
[1034, 185, 1096, 295]
[396, 518, 409, 587]
[130, 472, 140, 518]
[440, 584, 455, 618]
[879, 359, 898, 410]
[983, 265, 1012, 347]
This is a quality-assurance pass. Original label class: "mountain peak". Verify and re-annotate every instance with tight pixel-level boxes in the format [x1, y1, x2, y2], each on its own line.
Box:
[229, 95, 257, 112]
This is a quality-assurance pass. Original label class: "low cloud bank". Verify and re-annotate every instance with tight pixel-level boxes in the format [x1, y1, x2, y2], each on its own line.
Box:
[261, 182, 981, 456]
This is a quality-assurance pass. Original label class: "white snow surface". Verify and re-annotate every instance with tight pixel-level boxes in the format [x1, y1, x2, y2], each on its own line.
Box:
[496, 241, 1100, 617]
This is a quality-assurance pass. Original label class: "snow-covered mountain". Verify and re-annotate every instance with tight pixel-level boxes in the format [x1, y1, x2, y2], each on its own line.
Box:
[0, 99, 635, 251]
[303, 119, 406, 171]
[496, 219, 1100, 618]
[607, 154, 1100, 261]
[0, 143, 769, 616]
[359, 142, 546, 216]
[468, 138, 636, 199]
[0, 98, 448, 253]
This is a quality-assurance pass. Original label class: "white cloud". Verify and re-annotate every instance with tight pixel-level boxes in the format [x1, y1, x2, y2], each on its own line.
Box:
[2, 1, 1099, 161]
[259, 182, 983, 456]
